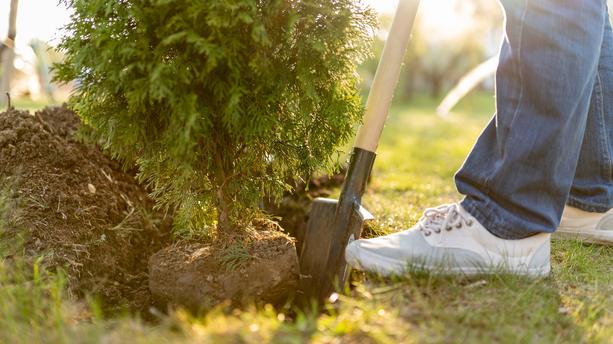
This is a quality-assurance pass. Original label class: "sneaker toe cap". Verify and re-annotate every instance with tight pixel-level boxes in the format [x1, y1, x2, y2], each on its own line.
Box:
[344, 230, 428, 270]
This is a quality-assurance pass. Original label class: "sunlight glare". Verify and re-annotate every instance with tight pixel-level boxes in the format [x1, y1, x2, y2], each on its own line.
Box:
[364, 0, 477, 40]
[0, 0, 72, 49]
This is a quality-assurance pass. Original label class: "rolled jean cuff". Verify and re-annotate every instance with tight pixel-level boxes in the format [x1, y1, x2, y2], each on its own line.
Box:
[460, 197, 537, 240]
[567, 197, 613, 213]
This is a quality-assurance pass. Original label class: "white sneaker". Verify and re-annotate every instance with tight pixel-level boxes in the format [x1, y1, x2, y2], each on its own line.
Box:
[555, 206, 613, 245]
[345, 204, 551, 277]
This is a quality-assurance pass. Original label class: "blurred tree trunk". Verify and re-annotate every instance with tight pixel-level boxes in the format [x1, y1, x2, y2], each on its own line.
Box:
[423, 70, 444, 99]
[30, 40, 56, 102]
[402, 71, 416, 100]
[431, 76, 443, 99]
[1, 0, 19, 108]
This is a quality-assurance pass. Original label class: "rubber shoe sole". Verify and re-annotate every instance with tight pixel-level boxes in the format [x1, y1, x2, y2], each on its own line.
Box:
[554, 227, 613, 245]
[345, 242, 551, 278]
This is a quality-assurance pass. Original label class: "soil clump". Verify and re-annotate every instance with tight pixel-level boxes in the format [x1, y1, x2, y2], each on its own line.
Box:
[148, 221, 299, 310]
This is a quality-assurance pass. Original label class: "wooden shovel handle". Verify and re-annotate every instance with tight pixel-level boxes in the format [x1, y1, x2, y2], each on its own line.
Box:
[355, 0, 420, 153]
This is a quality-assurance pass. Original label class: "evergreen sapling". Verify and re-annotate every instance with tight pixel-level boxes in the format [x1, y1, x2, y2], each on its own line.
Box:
[55, 0, 376, 239]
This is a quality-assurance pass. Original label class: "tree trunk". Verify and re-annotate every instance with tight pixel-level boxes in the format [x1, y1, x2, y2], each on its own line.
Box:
[213, 148, 235, 236]
[216, 188, 233, 235]
[1, 0, 19, 108]
[431, 76, 443, 99]
[403, 71, 416, 101]
[30, 40, 56, 102]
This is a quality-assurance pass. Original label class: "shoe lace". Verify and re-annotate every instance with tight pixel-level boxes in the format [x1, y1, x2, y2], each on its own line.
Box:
[418, 204, 474, 236]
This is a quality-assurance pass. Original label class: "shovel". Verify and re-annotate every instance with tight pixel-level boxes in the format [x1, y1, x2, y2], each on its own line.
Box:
[298, 0, 421, 302]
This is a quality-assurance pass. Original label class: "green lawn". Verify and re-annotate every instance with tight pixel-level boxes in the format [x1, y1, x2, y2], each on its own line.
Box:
[8, 98, 61, 112]
[1, 93, 612, 343]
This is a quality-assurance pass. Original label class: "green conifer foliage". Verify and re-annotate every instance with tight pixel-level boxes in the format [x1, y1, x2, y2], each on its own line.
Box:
[55, 0, 375, 237]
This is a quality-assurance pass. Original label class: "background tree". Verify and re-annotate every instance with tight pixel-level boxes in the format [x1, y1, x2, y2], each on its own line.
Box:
[0, 0, 19, 107]
[55, 0, 375, 239]
[412, 0, 501, 98]
[360, 0, 503, 100]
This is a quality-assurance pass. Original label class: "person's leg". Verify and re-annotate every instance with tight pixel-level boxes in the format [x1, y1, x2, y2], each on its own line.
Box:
[456, 0, 608, 239]
[345, 1, 609, 277]
[556, 14, 613, 244]
[568, 15, 613, 212]
[345, 0, 606, 276]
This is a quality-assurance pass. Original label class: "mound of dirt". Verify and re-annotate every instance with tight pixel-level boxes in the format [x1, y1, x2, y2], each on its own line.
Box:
[149, 227, 299, 310]
[0, 106, 172, 311]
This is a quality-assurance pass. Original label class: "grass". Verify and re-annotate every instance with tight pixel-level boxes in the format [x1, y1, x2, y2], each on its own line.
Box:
[1, 92, 612, 343]
[4, 98, 60, 112]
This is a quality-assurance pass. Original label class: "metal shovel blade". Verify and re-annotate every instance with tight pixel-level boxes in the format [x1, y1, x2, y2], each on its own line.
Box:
[296, 0, 420, 305]
[298, 197, 374, 301]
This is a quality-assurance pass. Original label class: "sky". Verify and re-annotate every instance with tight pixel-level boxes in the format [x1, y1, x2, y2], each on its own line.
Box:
[0, 0, 72, 49]
[0, 1, 395, 48]
[366, 0, 398, 14]
[0, 0, 456, 50]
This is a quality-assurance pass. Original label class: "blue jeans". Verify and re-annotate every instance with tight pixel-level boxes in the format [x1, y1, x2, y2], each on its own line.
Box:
[455, 0, 613, 239]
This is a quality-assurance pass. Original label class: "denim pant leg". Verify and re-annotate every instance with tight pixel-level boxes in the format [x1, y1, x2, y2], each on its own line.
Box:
[455, 0, 608, 239]
[568, 17, 613, 212]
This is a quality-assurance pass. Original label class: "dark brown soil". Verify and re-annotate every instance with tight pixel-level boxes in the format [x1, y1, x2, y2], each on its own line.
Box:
[149, 222, 299, 310]
[265, 170, 346, 253]
[0, 106, 172, 312]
